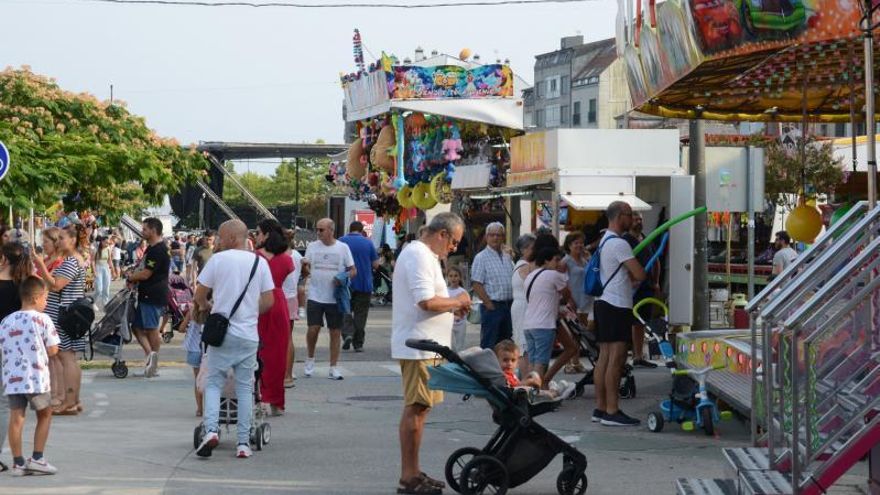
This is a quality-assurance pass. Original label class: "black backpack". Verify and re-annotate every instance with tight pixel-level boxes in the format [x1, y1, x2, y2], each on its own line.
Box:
[58, 297, 95, 340]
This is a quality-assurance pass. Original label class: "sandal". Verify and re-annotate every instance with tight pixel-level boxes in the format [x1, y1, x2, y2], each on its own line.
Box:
[284, 378, 295, 389]
[397, 476, 441, 495]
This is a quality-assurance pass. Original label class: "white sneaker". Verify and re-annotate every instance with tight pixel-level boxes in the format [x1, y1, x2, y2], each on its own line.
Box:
[196, 431, 219, 458]
[328, 367, 344, 380]
[10, 464, 29, 477]
[147, 352, 159, 377]
[25, 457, 57, 475]
[236, 444, 253, 458]
[143, 353, 153, 377]
[304, 359, 315, 377]
[558, 380, 577, 400]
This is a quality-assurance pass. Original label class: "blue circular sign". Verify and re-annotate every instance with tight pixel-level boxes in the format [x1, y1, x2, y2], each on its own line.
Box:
[0, 141, 9, 182]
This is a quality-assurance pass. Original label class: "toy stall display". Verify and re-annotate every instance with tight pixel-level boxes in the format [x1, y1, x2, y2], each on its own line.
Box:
[334, 30, 524, 234]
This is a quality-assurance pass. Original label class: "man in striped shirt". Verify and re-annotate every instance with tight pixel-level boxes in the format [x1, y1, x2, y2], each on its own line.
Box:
[471, 222, 514, 349]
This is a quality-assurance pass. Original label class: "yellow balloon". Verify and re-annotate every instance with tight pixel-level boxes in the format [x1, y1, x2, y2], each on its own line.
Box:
[429, 172, 453, 204]
[397, 185, 415, 208]
[459, 48, 472, 61]
[786, 205, 823, 243]
[412, 182, 438, 210]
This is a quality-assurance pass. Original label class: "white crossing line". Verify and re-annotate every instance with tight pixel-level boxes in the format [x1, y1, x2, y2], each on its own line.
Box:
[88, 410, 105, 418]
[381, 364, 402, 375]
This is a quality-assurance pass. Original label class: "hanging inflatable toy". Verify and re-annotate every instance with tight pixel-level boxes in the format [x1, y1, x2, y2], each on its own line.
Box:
[786, 204, 823, 243]
[397, 185, 415, 208]
[392, 113, 407, 189]
[411, 181, 438, 210]
[346, 140, 366, 180]
[429, 172, 454, 204]
[371, 125, 396, 173]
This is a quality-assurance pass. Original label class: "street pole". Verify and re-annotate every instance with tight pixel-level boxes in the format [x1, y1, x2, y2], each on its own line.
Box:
[690, 113, 710, 330]
[295, 158, 301, 226]
[746, 148, 755, 301]
[866, 26, 877, 208]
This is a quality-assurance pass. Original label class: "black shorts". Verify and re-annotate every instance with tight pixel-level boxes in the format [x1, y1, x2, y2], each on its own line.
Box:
[595, 300, 633, 343]
[306, 300, 343, 329]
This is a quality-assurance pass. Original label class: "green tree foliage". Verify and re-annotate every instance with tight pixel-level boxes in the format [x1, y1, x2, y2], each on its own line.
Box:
[224, 159, 333, 222]
[0, 66, 207, 219]
[764, 137, 845, 209]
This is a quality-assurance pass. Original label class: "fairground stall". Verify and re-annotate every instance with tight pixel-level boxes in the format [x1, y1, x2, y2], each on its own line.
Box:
[333, 33, 526, 254]
[620, 0, 880, 490]
[454, 127, 698, 328]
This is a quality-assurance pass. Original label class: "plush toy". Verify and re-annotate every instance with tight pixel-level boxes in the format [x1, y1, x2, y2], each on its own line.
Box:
[442, 127, 463, 162]
[405, 113, 427, 136]
[347, 140, 366, 180]
[410, 139, 427, 173]
[360, 124, 376, 149]
[371, 125, 396, 173]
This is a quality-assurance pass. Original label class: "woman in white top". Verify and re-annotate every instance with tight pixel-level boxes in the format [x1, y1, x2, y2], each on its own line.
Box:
[91, 236, 113, 308]
[510, 233, 536, 375]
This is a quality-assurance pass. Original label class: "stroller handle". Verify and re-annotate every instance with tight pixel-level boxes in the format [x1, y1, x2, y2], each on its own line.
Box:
[632, 297, 669, 323]
[405, 339, 455, 360]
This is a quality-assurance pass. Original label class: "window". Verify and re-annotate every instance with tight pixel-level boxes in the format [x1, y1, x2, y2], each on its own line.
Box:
[546, 76, 561, 99]
[588, 98, 597, 124]
[561, 105, 569, 125]
[561, 76, 570, 95]
[524, 112, 533, 128]
[545, 106, 561, 127]
[535, 80, 544, 99]
[573, 101, 581, 126]
[535, 109, 545, 127]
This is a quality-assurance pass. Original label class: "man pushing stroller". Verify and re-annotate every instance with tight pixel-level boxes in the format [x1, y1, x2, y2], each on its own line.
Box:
[193, 220, 274, 459]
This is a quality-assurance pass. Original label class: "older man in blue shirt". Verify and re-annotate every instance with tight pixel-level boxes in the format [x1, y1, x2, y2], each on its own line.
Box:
[340, 221, 379, 352]
[471, 222, 514, 349]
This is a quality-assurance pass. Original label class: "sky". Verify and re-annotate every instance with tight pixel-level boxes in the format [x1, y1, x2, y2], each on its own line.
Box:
[1, 0, 617, 173]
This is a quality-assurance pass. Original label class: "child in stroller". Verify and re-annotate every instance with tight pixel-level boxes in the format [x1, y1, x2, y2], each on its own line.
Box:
[161, 273, 193, 344]
[495, 340, 576, 401]
[406, 339, 588, 495]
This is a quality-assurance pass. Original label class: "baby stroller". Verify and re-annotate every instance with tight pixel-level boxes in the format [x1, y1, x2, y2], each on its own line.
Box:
[372, 267, 392, 306]
[406, 339, 588, 495]
[558, 315, 636, 400]
[90, 288, 136, 379]
[193, 356, 271, 452]
[162, 273, 193, 344]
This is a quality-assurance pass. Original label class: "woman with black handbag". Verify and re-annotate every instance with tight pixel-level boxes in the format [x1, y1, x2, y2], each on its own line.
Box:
[35, 225, 86, 416]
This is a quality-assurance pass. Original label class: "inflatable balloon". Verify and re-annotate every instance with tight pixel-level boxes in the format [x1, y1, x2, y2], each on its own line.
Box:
[429, 172, 454, 204]
[412, 181, 438, 210]
[347, 140, 366, 180]
[459, 48, 472, 60]
[397, 185, 415, 209]
[786, 205, 823, 243]
[829, 203, 853, 226]
[371, 125, 396, 173]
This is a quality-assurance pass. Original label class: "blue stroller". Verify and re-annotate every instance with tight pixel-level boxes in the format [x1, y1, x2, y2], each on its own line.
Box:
[405, 339, 588, 495]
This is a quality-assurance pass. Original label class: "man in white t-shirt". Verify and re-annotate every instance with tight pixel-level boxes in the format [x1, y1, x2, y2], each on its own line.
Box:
[772, 231, 798, 276]
[392, 213, 471, 495]
[593, 201, 646, 428]
[301, 218, 355, 380]
[193, 219, 275, 460]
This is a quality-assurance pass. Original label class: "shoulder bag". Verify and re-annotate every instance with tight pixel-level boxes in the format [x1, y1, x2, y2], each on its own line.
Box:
[201, 254, 260, 347]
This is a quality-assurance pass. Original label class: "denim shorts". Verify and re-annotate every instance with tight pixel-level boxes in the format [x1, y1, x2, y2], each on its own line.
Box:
[524, 328, 557, 366]
[186, 351, 202, 368]
[133, 302, 164, 330]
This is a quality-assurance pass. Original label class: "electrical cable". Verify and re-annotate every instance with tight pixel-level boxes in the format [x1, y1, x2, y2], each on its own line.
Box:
[71, 0, 591, 8]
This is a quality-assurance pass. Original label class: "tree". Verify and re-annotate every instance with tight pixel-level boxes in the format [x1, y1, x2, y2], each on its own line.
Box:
[224, 158, 333, 223]
[0, 66, 206, 219]
[764, 137, 845, 209]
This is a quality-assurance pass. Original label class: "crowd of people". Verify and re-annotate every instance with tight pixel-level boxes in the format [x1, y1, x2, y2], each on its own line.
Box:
[0, 203, 799, 488]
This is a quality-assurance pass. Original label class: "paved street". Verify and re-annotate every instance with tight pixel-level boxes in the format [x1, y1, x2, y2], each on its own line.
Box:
[0, 301, 779, 495]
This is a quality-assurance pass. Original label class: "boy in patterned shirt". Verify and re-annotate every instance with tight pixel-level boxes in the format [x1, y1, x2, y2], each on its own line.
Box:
[0, 276, 60, 476]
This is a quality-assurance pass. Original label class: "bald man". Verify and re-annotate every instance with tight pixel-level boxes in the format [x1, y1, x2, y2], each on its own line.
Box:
[301, 218, 355, 380]
[194, 219, 275, 459]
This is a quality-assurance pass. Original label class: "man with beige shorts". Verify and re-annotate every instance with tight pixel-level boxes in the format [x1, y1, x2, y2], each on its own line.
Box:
[392, 213, 471, 495]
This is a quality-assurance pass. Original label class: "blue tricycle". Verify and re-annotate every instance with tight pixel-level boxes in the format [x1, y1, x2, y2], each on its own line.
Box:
[633, 298, 732, 436]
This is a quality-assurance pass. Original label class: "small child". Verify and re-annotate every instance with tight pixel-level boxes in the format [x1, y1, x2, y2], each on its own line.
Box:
[494, 340, 576, 400]
[0, 276, 60, 476]
[180, 301, 208, 417]
[446, 266, 468, 352]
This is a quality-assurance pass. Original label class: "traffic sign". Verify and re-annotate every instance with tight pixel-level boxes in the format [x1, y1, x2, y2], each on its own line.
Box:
[0, 141, 9, 182]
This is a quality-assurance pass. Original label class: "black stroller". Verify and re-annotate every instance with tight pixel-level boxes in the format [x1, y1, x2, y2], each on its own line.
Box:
[90, 288, 136, 378]
[557, 315, 636, 400]
[406, 339, 588, 495]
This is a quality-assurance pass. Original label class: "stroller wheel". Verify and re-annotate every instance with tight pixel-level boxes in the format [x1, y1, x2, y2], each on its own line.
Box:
[619, 376, 636, 399]
[111, 362, 128, 379]
[556, 467, 588, 495]
[251, 426, 263, 451]
[460, 455, 509, 495]
[445, 447, 482, 493]
[193, 425, 204, 450]
[261, 423, 271, 445]
[162, 332, 173, 344]
[647, 412, 665, 433]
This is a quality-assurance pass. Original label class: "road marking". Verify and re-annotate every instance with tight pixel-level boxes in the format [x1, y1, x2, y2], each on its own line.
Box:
[381, 364, 401, 375]
[88, 410, 105, 418]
